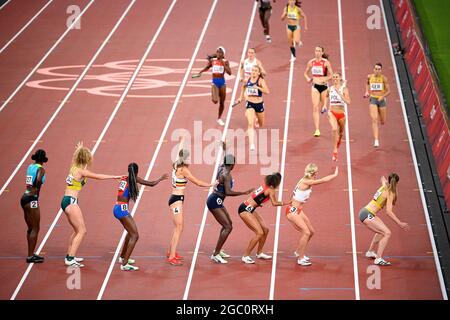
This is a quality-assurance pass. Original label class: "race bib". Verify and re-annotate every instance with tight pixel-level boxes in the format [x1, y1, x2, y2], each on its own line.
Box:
[329, 92, 341, 103]
[212, 65, 224, 74]
[172, 206, 181, 215]
[253, 186, 263, 196]
[246, 86, 259, 96]
[288, 206, 298, 214]
[216, 198, 223, 205]
[120, 204, 128, 211]
[287, 12, 297, 19]
[245, 205, 254, 213]
[372, 190, 382, 201]
[70, 197, 78, 205]
[26, 175, 33, 186]
[370, 83, 383, 91]
[311, 66, 324, 76]
[367, 213, 375, 220]
[119, 181, 127, 191]
[30, 201, 38, 209]
[66, 175, 74, 185]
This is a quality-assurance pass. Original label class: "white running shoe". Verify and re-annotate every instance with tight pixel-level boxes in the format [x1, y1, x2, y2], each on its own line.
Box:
[242, 256, 255, 264]
[219, 250, 230, 259]
[294, 251, 309, 261]
[290, 55, 296, 62]
[256, 252, 272, 260]
[250, 144, 256, 151]
[64, 258, 84, 268]
[118, 257, 136, 265]
[211, 254, 228, 264]
[365, 251, 377, 259]
[266, 35, 272, 43]
[74, 257, 84, 262]
[217, 119, 225, 126]
[374, 139, 380, 148]
[297, 257, 312, 266]
[374, 257, 391, 266]
[120, 263, 139, 271]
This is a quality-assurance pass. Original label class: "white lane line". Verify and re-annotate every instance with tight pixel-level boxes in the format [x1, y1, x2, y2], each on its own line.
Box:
[338, 0, 360, 300]
[0, 0, 94, 112]
[96, 0, 219, 300]
[182, 1, 258, 301]
[0, 0, 11, 10]
[9, 0, 139, 300]
[380, 0, 447, 300]
[0, 0, 54, 54]
[268, 56, 295, 301]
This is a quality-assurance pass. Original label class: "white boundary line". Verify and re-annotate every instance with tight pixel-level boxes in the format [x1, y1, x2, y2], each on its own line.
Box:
[337, 0, 360, 300]
[9, 0, 140, 300]
[182, 1, 258, 301]
[0, 0, 94, 112]
[96, 0, 220, 300]
[0, 0, 54, 54]
[0, 0, 11, 10]
[380, 0, 447, 300]
[268, 58, 295, 300]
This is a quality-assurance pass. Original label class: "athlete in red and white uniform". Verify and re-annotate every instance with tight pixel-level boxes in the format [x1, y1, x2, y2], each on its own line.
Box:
[286, 164, 338, 266]
[237, 173, 289, 264]
[304, 46, 333, 137]
[327, 73, 351, 162]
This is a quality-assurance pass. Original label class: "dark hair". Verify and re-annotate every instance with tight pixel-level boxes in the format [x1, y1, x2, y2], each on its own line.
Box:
[287, 1, 302, 7]
[31, 149, 48, 163]
[128, 163, 139, 202]
[387, 173, 399, 205]
[223, 154, 235, 167]
[375, 62, 383, 69]
[265, 172, 282, 188]
[317, 46, 329, 60]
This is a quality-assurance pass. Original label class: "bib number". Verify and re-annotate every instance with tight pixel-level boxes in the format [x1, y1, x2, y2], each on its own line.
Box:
[287, 12, 297, 19]
[26, 175, 33, 186]
[245, 205, 254, 213]
[66, 175, 74, 185]
[367, 213, 375, 220]
[372, 190, 382, 201]
[370, 83, 383, 91]
[119, 181, 127, 191]
[311, 66, 324, 76]
[120, 204, 128, 211]
[246, 86, 259, 96]
[212, 65, 224, 74]
[253, 186, 263, 196]
[172, 206, 181, 215]
[30, 201, 38, 209]
[216, 198, 223, 205]
[288, 206, 298, 214]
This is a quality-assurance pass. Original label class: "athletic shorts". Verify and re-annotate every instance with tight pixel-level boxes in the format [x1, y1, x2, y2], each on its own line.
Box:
[313, 83, 328, 94]
[20, 194, 39, 209]
[206, 193, 225, 210]
[168, 194, 184, 206]
[246, 101, 265, 113]
[238, 202, 256, 214]
[287, 24, 299, 32]
[212, 77, 226, 89]
[369, 96, 386, 107]
[61, 196, 78, 212]
[113, 203, 130, 220]
[330, 109, 346, 121]
[359, 207, 375, 223]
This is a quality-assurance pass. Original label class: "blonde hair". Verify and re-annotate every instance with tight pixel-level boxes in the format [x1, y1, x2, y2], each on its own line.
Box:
[173, 149, 190, 170]
[72, 146, 92, 168]
[304, 163, 318, 179]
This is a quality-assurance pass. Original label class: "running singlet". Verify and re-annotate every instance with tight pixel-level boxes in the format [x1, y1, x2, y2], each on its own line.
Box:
[286, 5, 300, 20]
[246, 77, 262, 97]
[172, 169, 188, 190]
[66, 166, 86, 191]
[215, 165, 234, 194]
[211, 58, 225, 77]
[243, 58, 257, 79]
[329, 85, 345, 106]
[311, 59, 327, 77]
[246, 185, 270, 206]
[370, 185, 387, 212]
[368, 74, 385, 97]
[117, 176, 130, 201]
[292, 181, 312, 203]
[26, 163, 46, 188]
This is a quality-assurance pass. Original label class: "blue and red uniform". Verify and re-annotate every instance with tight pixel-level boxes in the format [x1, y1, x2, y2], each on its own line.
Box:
[211, 58, 226, 88]
[113, 176, 130, 220]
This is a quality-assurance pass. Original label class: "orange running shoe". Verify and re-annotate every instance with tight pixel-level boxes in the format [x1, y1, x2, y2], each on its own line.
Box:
[167, 257, 183, 266]
[166, 252, 184, 260]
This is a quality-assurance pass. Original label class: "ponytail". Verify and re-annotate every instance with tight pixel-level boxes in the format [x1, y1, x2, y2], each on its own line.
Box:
[128, 163, 139, 202]
[304, 163, 318, 179]
[387, 173, 399, 205]
[173, 149, 190, 170]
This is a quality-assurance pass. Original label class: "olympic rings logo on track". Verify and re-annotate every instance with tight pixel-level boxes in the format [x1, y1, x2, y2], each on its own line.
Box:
[25, 59, 239, 98]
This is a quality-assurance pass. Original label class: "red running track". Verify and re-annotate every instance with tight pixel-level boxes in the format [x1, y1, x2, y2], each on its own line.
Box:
[0, 0, 445, 300]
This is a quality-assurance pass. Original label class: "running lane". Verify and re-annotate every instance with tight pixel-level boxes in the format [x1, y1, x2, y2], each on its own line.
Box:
[12, 0, 216, 300]
[186, 2, 297, 300]
[0, 0, 171, 300]
[272, 0, 356, 300]
[342, 0, 444, 299]
[100, 0, 254, 300]
[0, 0, 90, 104]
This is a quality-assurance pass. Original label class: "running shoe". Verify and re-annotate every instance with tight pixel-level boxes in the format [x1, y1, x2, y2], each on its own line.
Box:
[256, 252, 272, 260]
[219, 250, 230, 259]
[266, 35, 272, 43]
[321, 106, 328, 114]
[374, 139, 380, 148]
[211, 254, 228, 264]
[26, 254, 44, 263]
[120, 263, 139, 271]
[332, 152, 338, 162]
[166, 252, 183, 260]
[217, 119, 225, 126]
[64, 258, 84, 268]
[118, 257, 136, 264]
[74, 257, 84, 263]
[365, 251, 377, 259]
[290, 55, 296, 62]
[167, 257, 183, 266]
[297, 257, 312, 266]
[250, 144, 256, 151]
[314, 129, 321, 137]
[294, 251, 310, 261]
[242, 256, 255, 264]
[374, 257, 391, 266]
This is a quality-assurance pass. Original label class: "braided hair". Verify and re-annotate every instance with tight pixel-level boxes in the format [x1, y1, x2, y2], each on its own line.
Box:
[128, 163, 139, 202]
